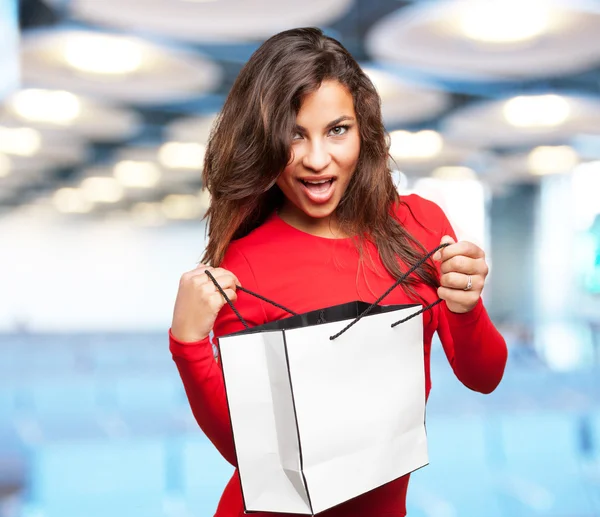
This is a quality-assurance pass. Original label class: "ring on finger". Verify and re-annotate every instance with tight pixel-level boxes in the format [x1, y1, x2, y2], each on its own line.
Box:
[463, 275, 473, 291]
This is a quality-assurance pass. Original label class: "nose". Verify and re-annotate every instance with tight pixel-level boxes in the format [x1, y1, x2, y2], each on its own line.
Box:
[302, 140, 331, 172]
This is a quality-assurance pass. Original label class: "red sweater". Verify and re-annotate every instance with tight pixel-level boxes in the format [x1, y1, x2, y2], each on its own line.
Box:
[169, 194, 507, 517]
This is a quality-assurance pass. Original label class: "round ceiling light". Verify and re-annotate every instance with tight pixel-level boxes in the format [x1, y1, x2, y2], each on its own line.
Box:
[161, 194, 204, 220]
[56, 0, 352, 42]
[53, 188, 94, 214]
[432, 166, 477, 181]
[0, 127, 42, 157]
[389, 130, 444, 160]
[12, 89, 81, 124]
[503, 95, 571, 128]
[131, 202, 166, 226]
[363, 67, 450, 126]
[158, 142, 206, 170]
[2, 88, 141, 141]
[80, 176, 124, 203]
[22, 29, 223, 104]
[366, 0, 600, 80]
[459, 1, 550, 44]
[113, 160, 162, 188]
[63, 33, 143, 75]
[0, 153, 12, 177]
[165, 115, 218, 145]
[442, 94, 600, 148]
[528, 145, 579, 175]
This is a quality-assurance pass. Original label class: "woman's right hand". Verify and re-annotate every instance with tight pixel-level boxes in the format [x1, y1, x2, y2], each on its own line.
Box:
[170, 263, 240, 343]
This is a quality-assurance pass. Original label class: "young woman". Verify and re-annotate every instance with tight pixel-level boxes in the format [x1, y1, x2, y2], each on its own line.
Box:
[169, 27, 507, 517]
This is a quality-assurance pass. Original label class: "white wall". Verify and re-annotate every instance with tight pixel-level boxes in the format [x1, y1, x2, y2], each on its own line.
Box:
[0, 213, 208, 332]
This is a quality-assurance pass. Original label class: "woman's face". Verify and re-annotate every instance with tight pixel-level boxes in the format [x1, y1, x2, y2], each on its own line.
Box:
[276, 80, 361, 230]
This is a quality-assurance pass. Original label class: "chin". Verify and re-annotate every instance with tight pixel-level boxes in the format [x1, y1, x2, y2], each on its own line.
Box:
[299, 201, 338, 220]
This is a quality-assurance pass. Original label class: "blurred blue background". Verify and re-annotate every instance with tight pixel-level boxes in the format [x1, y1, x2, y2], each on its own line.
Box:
[2, 0, 600, 516]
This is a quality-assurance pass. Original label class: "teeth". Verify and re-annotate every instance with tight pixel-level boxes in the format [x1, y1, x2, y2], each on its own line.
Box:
[303, 179, 331, 184]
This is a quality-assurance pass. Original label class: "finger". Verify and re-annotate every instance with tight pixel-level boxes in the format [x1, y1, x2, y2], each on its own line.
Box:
[186, 267, 214, 285]
[205, 272, 241, 293]
[437, 286, 480, 307]
[432, 235, 455, 261]
[185, 263, 212, 278]
[211, 289, 238, 307]
[441, 241, 485, 262]
[440, 255, 484, 275]
[188, 267, 240, 287]
[440, 272, 483, 291]
[211, 268, 241, 287]
[204, 275, 240, 298]
[441, 255, 487, 276]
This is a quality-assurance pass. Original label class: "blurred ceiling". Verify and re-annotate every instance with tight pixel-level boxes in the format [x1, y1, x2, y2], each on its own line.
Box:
[2, 0, 600, 224]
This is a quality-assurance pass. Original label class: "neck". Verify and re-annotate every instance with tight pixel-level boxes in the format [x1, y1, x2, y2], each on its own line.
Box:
[277, 203, 349, 239]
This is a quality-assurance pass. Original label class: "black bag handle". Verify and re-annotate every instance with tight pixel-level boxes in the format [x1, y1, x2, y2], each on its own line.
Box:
[205, 242, 450, 340]
[329, 242, 449, 339]
[204, 271, 297, 330]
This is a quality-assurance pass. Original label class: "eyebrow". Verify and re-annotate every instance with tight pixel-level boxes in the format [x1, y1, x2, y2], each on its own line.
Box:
[295, 116, 355, 132]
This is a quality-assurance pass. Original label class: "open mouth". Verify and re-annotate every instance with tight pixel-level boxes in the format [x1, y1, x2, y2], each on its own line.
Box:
[299, 178, 334, 190]
[298, 177, 336, 204]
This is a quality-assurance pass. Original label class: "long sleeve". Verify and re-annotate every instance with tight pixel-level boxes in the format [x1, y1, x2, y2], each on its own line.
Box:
[431, 200, 508, 394]
[169, 244, 267, 465]
[437, 298, 507, 393]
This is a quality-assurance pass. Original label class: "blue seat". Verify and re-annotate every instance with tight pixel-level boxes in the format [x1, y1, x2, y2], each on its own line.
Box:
[491, 369, 556, 411]
[0, 385, 20, 418]
[29, 347, 79, 371]
[16, 376, 109, 442]
[34, 412, 108, 442]
[108, 374, 187, 412]
[584, 411, 600, 511]
[24, 376, 102, 416]
[117, 405, 198, 438]
[589, 411, 600, 460]
[88, 345, 133, 370]
[179, 434, 234, 516]
[87, 334, 169, 372]
[496, 411, 596, 516]
[500, 411, 582, 469]
[425, 415, 488, 463]
[26, 437, 168, 517]
[0, 353, 19, 376]
[411, 415, 505, 517]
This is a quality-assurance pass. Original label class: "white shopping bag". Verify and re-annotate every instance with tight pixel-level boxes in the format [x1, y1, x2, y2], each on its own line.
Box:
[217, 300, 428, 515]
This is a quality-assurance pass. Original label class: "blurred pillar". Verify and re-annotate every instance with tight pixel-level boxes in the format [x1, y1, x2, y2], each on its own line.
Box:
[532, 173, 594, 369]
[0, 0, 19, 101]
[534, 174, 576, 322]
[487, 183, 537, 325]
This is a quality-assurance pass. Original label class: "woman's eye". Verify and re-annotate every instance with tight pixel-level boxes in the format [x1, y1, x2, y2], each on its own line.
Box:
[330, 125, 348, 136]
[292, 132, 303, 140]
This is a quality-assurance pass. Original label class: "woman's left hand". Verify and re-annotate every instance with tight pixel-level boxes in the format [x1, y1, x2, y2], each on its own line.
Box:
[432, 235, 489, 314]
